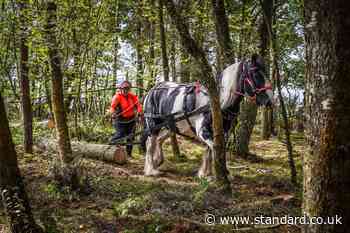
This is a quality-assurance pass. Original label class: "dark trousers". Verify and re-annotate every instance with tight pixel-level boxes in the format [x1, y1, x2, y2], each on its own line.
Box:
[110, 120, 136, 156]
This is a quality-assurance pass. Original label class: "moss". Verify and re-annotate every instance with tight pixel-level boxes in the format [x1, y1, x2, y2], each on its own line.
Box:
[113, 196, 150, 217]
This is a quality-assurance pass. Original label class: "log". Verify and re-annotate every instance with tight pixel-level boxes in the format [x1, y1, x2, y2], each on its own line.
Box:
[36, 139, 127, 164]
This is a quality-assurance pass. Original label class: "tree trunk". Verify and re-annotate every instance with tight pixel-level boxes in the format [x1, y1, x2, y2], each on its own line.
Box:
[169, 28, 177, 82]
[0, 91, 43, 233]
[170, 38, 177, 82]
[72, 28, 82, 139]
[44, 68, 53, 114]
[211, 0, 235, 66]
[259, 0, 297, 184]
[275, 65, 297, 184]
[45, 1, 73, 164]
[148, 3, 156, 86]
[136, 5, 144, 97]
[178, 2, 191, 83]
[211, 0, 238, 161]
[158, 0, 181, 158]
[215, 44, 224, 74]
[19, 0, 33, 154]
[180, 47, 190, 83]
[163, 0, 230, 191]
[231, 0, 258, 158]
[303, 0, 350, 232]
[158, 0, 169, 81]
[261, 108, 272, 139]
[259, 0, 273, 140]
[238, 0, 246, 59]
[235, 100, 257, 157]
[113, 0, 120, 83]
[37, 139, 127, 164]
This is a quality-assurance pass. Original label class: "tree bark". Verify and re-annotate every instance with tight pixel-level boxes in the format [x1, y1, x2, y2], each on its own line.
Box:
[158, 0, 169, 81]
[113, 0, 121, 83]
[45, 1, 73, 164]
[211, 0, 235, 66]
[169, 29, 177, 82]
[259, 0, 273, 140]
[234, 101, 258, 158]
[275, 64, 297, 184]
[303, 0, 350, 232]
[235, 100, 257, 157]
[163, 0, 230, 191]
[261, 108, 272, 139]
[259, 0, 297, 184]
[18, 0, 33, 154]
[180, 47, 190, 83]
[178, 1, 191, 83]
[37, 139, 127, 164]
[231, 0, 258, 158]
[147, 1, 156, 86]
[136, 4, 144, 97]
[158, 0, 181, 158]
[0, 91, 43, 233]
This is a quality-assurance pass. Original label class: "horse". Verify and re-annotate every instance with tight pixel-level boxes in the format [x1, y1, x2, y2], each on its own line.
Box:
[142, 54, 273, 177]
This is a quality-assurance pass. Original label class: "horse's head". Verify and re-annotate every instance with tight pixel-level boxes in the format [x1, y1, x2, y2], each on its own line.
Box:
[242, 54, 273, 107]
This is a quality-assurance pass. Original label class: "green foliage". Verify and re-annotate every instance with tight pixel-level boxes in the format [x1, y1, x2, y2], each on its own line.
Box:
[44, 181, 83, 201]
[143, 214, 168, 233]
[44, 183, 62, 200]
[9, 123, 24, 145]
[193, 177, 210, 205]
[112, 196, 149, 217]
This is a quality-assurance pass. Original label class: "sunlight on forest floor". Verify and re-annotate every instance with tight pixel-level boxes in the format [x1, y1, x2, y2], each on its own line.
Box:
[0, 124, 305, 233]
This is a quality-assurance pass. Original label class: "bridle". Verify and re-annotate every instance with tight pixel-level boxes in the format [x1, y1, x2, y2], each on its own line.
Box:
[235, 62, 272, 101]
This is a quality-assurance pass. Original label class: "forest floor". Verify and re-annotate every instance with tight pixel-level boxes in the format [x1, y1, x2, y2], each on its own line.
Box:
[0, 124, 305, 233]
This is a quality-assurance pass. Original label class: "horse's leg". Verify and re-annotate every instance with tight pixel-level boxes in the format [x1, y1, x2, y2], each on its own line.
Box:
[195, 115, 214, 178]
[144, 134, 161, 176]
[198, 146, 213, 178]
[154, 130, 170, 168]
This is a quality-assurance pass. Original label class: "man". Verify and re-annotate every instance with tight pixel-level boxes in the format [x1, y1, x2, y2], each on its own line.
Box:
[108, 80, 143, 157]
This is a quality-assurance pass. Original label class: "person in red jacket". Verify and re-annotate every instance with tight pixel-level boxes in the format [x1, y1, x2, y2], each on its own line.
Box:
[108, 80, 143, 157]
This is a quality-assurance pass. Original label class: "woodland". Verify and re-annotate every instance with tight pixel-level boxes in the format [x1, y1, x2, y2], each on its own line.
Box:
[0, 0, 349, 233]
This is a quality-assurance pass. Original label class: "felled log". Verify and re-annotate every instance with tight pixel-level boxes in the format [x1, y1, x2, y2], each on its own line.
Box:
[36, 139, 127, 164]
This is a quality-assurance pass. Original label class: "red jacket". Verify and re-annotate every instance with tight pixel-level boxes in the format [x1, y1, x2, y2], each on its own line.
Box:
[110, 92, 142, 119]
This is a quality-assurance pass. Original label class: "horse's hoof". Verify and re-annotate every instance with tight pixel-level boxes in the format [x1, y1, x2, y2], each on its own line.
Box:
[144, 169, 162, 177]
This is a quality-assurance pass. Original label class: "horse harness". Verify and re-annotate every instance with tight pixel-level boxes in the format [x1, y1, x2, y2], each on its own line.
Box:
[111, 61, 270, 146]
[144, 82, 209, 136]
[234, 62, 272, 99]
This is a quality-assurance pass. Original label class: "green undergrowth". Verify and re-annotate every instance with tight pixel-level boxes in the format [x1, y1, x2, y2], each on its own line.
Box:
[2, 119, 305, 233]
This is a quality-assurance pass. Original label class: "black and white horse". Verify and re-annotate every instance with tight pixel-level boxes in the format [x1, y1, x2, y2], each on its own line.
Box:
[142, 55, 273, 177]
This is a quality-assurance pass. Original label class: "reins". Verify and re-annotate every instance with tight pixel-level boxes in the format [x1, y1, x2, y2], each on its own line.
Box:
[234, 62, 272, 100]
